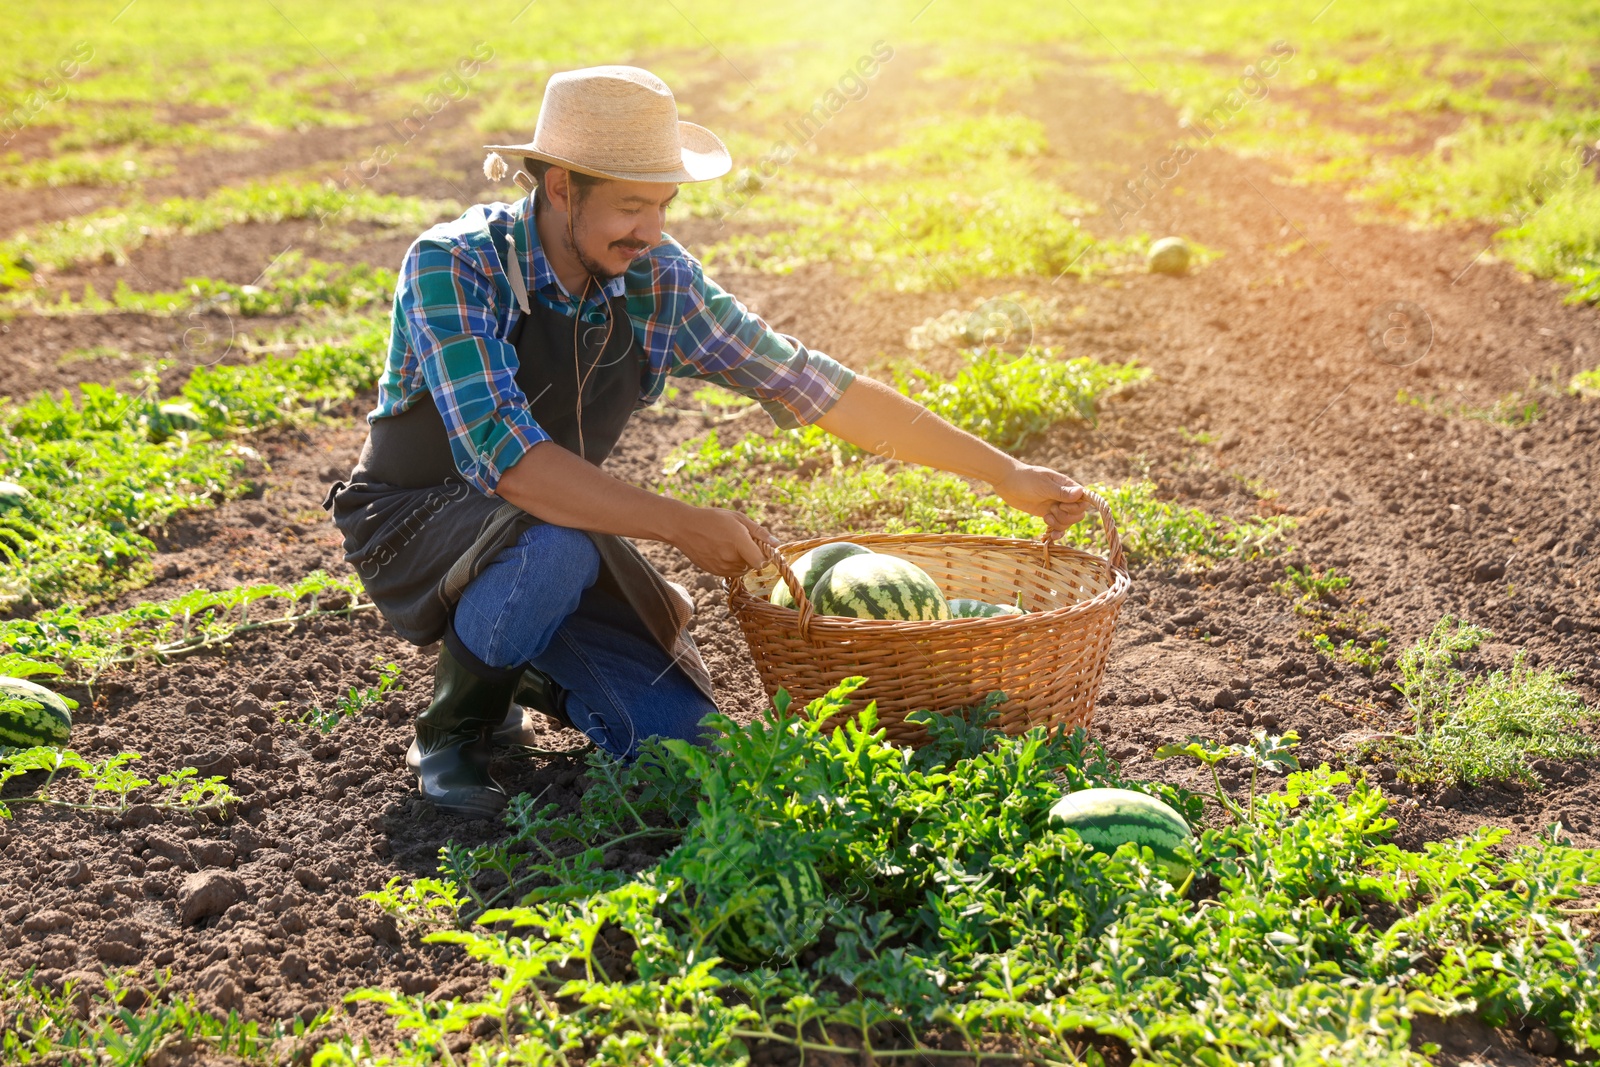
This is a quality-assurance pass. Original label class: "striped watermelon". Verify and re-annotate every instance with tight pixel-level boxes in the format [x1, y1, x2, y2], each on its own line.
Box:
[770, 542, 872, 609]
[949, 598, 1025, 618]
[1048, 787, 1192, 883]
[0, 481, 30, 512]
[158, 402, 202, 430]
[715, 861, 827, 965]
[810, 554, 950, 621]
[0, 676, 74, 749]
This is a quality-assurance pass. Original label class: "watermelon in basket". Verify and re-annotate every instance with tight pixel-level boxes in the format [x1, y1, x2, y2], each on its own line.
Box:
[726, 492, 1130, 746]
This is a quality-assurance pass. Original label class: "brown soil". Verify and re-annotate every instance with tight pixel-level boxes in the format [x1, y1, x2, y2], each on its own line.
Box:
[1, 43, 1597, 1067]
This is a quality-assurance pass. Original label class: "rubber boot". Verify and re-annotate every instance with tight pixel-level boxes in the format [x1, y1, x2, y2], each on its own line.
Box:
[410, 636, 521, 818]
[512, 667, 576, 733]
[407, 665, 577, 773]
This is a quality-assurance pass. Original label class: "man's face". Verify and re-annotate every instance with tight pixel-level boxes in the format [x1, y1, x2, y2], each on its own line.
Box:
[555, 174, 678, 283]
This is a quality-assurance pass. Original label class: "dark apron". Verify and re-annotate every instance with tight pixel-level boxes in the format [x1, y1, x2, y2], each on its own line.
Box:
[320, 292, 715, 701]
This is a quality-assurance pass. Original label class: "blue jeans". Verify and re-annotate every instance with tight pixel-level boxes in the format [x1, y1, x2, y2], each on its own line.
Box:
[451, 523, 718, 760]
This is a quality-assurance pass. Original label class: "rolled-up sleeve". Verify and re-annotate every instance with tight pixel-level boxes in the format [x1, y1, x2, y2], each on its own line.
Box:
[666, 264, 855, 429]
[397, 240, 549, 493]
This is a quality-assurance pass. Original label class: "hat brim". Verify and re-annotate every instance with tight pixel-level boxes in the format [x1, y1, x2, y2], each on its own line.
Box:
[484, 120, 731, 184]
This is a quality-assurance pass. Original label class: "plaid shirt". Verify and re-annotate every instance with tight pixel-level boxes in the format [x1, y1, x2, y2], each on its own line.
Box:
[372, 195, 855, 494]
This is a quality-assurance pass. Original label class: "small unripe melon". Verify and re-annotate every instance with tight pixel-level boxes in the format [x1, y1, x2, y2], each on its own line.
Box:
[1147, 236, 1191, 276]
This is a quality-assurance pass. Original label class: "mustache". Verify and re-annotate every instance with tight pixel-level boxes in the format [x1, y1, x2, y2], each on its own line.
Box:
[610, 239, 649, 252]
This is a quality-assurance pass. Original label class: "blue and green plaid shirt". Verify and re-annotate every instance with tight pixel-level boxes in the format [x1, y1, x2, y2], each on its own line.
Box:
[372, 194, 855, 494]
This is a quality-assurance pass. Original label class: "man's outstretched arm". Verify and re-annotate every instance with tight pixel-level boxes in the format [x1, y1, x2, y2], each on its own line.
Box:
[814, 376, 1091, 536]
[492, 442, 775, 578]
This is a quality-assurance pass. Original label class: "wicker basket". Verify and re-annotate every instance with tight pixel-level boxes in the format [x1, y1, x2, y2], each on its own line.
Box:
[726, 492, 1131, 745]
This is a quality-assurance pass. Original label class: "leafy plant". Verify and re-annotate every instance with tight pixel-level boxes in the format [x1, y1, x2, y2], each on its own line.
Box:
[1365, 617, 1598, 787]
[0, 317, 385, 608]
[1311, 632, 1387, 673]
[1274, 564, 1390, 673]
[1156, 729, 1302, 822]
[300, 661, 404, 733]
[1273, 563, 1351, 600]
[1396, 386, 1541, 427]
[314, 681, 1600, 1066]
[905, 290, 1062, 351]
[893, 347, 1148, 451]
[1571, 366, 1600, 397]
[0, 971, 330, 1064]
[0, 570, 373, 684]
[689, 384, 756, 417]
[665, 347, 1142, 479]
[361, 876, 472, 931]
[0, 747, 237, 819]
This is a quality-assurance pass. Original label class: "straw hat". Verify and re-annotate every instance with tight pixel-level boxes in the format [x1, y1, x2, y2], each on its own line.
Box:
[483, 65, 731, 184]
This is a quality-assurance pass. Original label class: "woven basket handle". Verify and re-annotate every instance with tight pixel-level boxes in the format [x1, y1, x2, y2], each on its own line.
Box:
[762, 543, 818, 641]
[1042, 489, 1126, 574]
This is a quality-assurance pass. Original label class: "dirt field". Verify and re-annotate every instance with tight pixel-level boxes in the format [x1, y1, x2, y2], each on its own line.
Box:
[2, 40, 1598, 1065]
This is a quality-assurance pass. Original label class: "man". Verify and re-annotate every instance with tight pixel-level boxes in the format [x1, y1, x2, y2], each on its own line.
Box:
[323, 66, 1089, 818]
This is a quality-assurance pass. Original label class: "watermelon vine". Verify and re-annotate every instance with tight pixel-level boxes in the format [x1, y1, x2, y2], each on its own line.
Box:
[329, 682, 1600, 1065]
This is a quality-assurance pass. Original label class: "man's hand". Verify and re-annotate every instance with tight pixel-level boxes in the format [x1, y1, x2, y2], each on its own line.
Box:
[669, 506, 776, 577]
[494, 443, 776, 577]
[991, 463, 1091, 538]
[817, 379, 1093, 537]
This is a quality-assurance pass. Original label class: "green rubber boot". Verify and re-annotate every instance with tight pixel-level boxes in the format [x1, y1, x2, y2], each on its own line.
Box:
[513, 667, 575, 732]
[411, 641, 520, 818]
[406, 666, 576, 774]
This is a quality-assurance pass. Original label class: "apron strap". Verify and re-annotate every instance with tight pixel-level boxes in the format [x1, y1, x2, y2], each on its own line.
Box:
[504, 230, 532, 316]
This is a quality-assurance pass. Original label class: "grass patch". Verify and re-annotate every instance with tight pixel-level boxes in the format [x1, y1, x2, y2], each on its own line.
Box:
[1363, 617, 1598, 788]
[0, 571, 372, 685]
[50, 113, 241, 153]
[325, 682, 1600, 1064]
[0, 318, 385, 609]
[0, 182, 455, 290]
[894, 348, 1147, 451]
[661, 346, 1280, 566]
[1273, 564, 1391, 674]
[914, 2, 1600, 297]
[12, 254, 398, 318]
[1363, 117, 1600, 300]
[0, 153, 170, 189]
[665, 347, 1144, 479]
[692, 114, 1149, 291]
[702, 171, 1139, 291]
[690, 384, 756, 411]
[6, 0, 1598, 293]
[670, 462, 1292, 569]
[1397, 386, 1542, 428]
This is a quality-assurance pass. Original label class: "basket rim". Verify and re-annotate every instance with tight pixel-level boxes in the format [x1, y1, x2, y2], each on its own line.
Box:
[727, 530, 1131, 636]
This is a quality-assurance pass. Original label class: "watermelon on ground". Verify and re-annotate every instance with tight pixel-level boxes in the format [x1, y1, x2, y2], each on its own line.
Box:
[949, 598, 1025, 618]
[1048, 786, 1192, 883]
[770, 541, 872, 609]
[0, 676, 74, 749]
[715, 860, 827, 965]
[158, 402, 202, 428]
[810, 553, 950, 621]
[1147, 236, 1191, 276]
